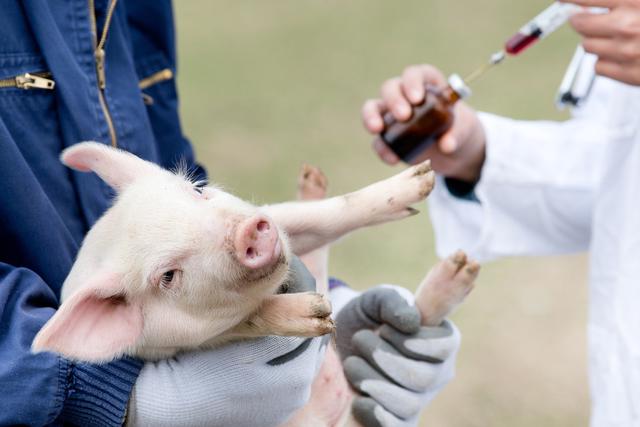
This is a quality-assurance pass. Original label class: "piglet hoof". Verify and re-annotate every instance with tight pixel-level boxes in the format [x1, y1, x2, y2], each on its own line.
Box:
[361, 159, 435, 224]
[308, 291, 332, 318]
[282, 291, 335, 337]
[298, 164, 328, 200]
[401, 159, 435, 203]
[306, 292, 335, 336]
[415, 250, 480, 327]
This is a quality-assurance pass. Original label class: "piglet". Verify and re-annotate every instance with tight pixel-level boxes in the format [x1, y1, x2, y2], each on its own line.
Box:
[32, 142, 436, 362]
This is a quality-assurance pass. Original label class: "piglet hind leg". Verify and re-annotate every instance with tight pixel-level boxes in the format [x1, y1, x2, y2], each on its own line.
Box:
[297, 164, 330, 294]
[415, 250, 480, 327]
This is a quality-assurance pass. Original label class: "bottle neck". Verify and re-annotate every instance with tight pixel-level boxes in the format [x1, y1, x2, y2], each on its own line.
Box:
[440, 85, 461, 105]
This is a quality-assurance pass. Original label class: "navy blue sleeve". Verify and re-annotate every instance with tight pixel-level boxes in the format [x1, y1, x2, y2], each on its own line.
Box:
[0, 264, 142, 426]
[124, 0, 208, 183]
[444, 177, 480, 202]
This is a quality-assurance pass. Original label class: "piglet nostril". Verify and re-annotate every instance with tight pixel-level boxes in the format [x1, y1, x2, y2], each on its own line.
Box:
[246, 247, 257, 259]
[257, 220, 270, 232]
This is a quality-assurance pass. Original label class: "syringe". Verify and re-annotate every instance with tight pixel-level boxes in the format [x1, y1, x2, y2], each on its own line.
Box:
[504, 2, 582, 55]
[462, 2, 583, 85]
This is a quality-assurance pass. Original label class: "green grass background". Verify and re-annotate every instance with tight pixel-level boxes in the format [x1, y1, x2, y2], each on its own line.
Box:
[175, 1, 590, 425]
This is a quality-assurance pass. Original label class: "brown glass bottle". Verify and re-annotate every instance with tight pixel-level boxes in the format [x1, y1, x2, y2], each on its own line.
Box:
[380, 74, 470, 162]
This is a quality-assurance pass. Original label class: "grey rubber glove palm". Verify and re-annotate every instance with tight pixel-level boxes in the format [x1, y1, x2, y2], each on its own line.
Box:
[335, 286, 460, 427]
[128, 257, 327, 427]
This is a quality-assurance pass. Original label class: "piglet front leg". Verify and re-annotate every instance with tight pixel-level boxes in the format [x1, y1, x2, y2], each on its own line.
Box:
[228, 292, 335, 339]
[264, 160, 435, 256]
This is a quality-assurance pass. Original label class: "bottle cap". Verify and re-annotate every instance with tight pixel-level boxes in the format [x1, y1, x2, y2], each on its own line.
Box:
[448, 74, 472, 99]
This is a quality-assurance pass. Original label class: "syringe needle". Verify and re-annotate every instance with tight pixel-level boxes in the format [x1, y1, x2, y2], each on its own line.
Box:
[463, 50, 506, 85]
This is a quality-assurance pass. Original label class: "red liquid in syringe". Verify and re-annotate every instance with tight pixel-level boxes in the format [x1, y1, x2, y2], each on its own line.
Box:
[505, 29, 543, 55]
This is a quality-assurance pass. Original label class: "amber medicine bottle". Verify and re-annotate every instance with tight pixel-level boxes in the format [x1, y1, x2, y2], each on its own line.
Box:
[381, 74, 471, 162]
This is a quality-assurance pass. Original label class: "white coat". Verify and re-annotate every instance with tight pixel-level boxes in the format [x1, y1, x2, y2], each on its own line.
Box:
[429, 73, 640, 426]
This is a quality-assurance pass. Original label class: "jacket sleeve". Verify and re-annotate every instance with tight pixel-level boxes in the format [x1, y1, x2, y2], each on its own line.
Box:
[0, 263, 142, 427]
[124, 0, 207, 183]
[428, 96, 619, 261]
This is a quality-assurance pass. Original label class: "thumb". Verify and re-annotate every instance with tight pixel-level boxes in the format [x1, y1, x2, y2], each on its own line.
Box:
[335, 287, 420, 360]
[438, 132, 458, 154]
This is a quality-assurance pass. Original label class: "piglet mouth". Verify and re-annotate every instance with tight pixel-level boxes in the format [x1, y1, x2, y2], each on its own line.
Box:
[242, 249, 288, 284]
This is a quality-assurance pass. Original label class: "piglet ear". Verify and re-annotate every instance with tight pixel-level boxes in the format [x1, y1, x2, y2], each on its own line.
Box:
[61, 141, 161, 192]
[32, 273, 143, 363]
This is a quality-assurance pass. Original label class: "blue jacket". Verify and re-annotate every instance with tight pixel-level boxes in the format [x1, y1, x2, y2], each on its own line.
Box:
[0, 1, 204, 425]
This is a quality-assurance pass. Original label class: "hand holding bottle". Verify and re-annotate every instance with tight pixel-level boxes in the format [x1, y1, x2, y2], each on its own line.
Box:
[363, 64, 487, 183]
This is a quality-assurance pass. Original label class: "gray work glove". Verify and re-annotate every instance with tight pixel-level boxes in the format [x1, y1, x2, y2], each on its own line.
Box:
[334, 285, 460, 427]
[128, 257, 327, 427]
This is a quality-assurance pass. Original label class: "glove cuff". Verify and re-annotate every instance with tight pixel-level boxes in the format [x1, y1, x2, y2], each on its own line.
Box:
[328, 277, 360, 318]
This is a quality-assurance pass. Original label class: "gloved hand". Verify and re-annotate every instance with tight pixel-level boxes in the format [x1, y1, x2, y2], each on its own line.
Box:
[334, 285, 460, 427]
[127, 257, 327, 427]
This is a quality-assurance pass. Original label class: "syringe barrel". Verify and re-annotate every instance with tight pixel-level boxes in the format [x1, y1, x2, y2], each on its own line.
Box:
[518, 2, 582, 38]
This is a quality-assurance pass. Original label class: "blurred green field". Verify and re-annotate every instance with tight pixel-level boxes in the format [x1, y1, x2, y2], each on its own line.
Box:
[175, 1, 589, 425]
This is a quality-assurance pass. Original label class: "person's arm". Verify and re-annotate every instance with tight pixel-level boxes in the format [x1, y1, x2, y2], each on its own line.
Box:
[429, 110, 609, 260]
[362, 66, 629, 261]
[125, 0, 207, 182]
[0, 263, 142, 426]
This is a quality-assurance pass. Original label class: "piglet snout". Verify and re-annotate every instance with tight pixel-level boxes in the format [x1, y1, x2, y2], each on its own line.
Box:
[235, 215, 281, 269]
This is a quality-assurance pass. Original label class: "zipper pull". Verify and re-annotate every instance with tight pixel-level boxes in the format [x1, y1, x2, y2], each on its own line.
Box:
[15, 73, 56, 90]
[95, 48, 106, 89]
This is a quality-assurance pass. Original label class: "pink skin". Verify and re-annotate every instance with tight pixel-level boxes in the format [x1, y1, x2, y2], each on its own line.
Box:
[234, 215, 282, 270]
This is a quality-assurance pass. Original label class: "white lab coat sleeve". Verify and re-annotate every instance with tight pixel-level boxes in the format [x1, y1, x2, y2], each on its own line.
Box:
[429, 111, 609, 262]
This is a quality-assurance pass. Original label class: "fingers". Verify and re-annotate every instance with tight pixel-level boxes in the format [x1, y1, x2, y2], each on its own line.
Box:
[352, 397, 414, 427]
[358, 288, 421, 334]
[369, 64, 448, 127]
[352, 397, 385, 427]
[401, 67, 428, 105]
[595, 59, 640, 84]
[560, 0, 622, 8]
[364, 64, 451, 165]
[381, 77, 413, 122]
[362, 99, 388, 134]
[345, 358, 422, 421]
[379, 320, 460, 363]
[335, 287, 419, 360]
[569, 12, 620, 38]
[582, 38, 626, 62]
[400, 64, 446, 104]
[378, 65, 448, 122]
[344, 354, 389, 387]
[351, 329, 442, 392]
[569, 7, 640, 85]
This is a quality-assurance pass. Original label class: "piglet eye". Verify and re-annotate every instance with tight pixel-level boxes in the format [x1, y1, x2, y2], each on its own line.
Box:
[160, 270, 176, 288]
[193, 186, 203, 194]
